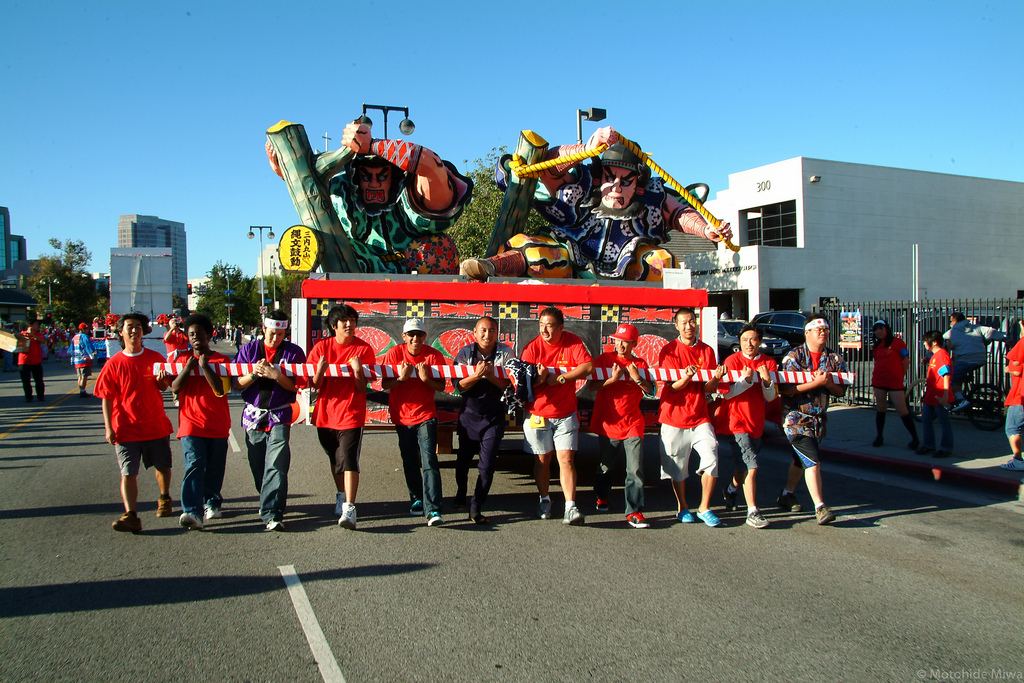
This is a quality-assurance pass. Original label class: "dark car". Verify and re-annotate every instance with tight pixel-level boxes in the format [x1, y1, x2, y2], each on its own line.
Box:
[750, 311, 809, 348]
[717, 320, 791, 360]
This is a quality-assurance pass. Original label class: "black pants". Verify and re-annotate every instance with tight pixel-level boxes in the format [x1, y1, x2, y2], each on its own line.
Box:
[20, 364, 44, 399]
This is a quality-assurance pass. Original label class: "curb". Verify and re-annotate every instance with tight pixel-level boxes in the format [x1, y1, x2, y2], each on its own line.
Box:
[765, 437, 1023, 497]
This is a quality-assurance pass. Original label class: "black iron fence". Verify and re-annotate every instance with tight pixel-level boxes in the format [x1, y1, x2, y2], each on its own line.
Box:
[818, 298, 1023, 406]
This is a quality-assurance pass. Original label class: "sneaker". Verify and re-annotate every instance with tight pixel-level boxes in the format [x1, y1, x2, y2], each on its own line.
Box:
[915, 446, 934, 455]
[696, 509, 722, 527]
[815, 505, 836, 525]
[777, 491, 802, 513]
[746, 510, 769, 529]
[626, 512, 650, 529]
[156, 495, 173, 517]
[339, 503, 357, 530]
[538, 498, 552, 520]
[950, 398, 970, 413]
[999, 458, 1024, 471]
[595, 498, 609, 512]
[471, 510, 491, 525]
[722, 486, 738, 512]
[266, 520, 286, 532]
[112, 512, 141, 533]
[334, 492, 346, 516]
[410, 499, 424, 516]
[933, 450, 952, 459]
[427, 512, 444, 526]
[79, 391, 88, 398]
[204, 505, 223, 520]
[676, 510, 696, 524]
[179, 512, 203, 530]
[871, 435, 883, 447]
[563, 505, 584, 526]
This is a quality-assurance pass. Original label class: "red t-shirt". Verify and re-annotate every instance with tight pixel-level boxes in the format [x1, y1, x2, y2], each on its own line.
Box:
[715, 352, 778, 438]
[871, 338, 909, 389]
[520, 332, 592, 419]
[168, 350, 232, 439]
[94, 348, 173, 443]
[308, 336, 377, 430]
[18, 332, 43, 365]
[1003, 338, 1024, 406]
[658, 338, 716, 429]
[589, 351, 648, 439]
[163, 330, 189, 356]
[382, 344, 447, 426]
[924, 348, 953, 406]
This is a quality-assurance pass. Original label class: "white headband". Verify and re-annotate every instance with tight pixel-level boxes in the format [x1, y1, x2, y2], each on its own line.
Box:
[804, 318, 830, 332]
[264, 318, 288, 330]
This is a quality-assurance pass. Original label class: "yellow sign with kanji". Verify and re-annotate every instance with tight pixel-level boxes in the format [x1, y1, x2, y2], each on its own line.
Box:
[278, 225, 322, 273]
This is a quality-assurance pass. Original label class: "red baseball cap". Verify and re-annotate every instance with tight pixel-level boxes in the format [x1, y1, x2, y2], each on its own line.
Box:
[78, 323, 89, 330]
[610, 323, 639, 343]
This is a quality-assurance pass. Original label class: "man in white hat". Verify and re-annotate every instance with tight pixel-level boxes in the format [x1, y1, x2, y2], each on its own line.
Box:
[381, 318, 449, 526]
[588, 323, 654, 528]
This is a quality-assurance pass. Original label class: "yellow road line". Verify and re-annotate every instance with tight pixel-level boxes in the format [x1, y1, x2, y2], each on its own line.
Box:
[0, 379, 88, 440]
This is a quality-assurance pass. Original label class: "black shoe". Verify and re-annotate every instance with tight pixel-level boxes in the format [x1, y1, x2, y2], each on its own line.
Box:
[933, 450, 952, 459]
[915, 446, 934, 455]
[907, 439, 920, 450]
[871, 435, 883, 447]
[38, 396, 45, 402]
[25, 396, 33, 402]
[777, 491, 802, 513]
[722, 486, 738, 511]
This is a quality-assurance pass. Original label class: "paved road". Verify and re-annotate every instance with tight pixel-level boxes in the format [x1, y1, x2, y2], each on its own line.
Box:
[1, 357, 1023, 682]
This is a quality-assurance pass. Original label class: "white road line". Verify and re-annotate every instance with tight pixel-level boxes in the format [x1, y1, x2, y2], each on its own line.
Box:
[228, 428, 241, 453]
[278, 565, 346, 683]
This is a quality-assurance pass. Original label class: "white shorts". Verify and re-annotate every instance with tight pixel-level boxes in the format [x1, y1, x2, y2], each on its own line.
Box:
[524, 413, 580, 454]
[659, 422, 719, 480]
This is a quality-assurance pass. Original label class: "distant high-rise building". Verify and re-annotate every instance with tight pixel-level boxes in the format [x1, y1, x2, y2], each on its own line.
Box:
[118, 214, 188, 299]
[0, 207, 10, 269]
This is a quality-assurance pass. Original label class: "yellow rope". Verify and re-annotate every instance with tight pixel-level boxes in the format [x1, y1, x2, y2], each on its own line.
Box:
[509, 133, 740, 252]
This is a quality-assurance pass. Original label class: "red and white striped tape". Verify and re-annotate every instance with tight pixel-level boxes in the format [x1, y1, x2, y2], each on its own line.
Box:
[155, 363, 854, 385]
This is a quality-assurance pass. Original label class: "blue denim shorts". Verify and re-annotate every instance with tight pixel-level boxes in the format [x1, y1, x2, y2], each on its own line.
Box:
[1005, 404, 1024, 438]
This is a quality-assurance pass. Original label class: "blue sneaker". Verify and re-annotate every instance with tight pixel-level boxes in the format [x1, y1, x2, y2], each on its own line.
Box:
[410, 500, 424, 516]
[427, 512, 444, 527]
[696, 510, 722, 527]
[677, 510, 696, 524]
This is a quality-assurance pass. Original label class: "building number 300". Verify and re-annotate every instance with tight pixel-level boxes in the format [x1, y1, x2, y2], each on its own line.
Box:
[756, 180, 771, 192]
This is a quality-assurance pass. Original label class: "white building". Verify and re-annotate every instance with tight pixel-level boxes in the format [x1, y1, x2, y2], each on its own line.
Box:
[109, 248, 173, 319]
[671, 158, 1024, 319]
[187, 276, 211, 312]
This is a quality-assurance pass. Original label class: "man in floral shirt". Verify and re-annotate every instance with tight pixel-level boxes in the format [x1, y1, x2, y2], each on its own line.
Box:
[778, 314, 848, 525]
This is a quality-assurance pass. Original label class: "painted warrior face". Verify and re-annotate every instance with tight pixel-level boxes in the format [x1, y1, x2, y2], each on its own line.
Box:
[356, 164, 392, 204]
[600, 166, 639, 211]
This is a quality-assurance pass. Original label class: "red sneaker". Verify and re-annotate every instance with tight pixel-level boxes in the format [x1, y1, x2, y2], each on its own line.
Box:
[626, 512, 650, 529]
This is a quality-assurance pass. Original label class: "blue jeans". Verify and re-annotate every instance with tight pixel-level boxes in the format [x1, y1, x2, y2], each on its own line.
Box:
[395, 418, 441, 515]
[180, 436, 228, 516]
[595, 435, 645, 514]
[921, 404, 954, 452]
[246, 426, 291, 523]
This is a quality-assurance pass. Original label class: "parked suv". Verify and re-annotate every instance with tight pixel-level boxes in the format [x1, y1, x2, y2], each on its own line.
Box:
[749, 311, 809, 348]
[718, 319, 791, 360]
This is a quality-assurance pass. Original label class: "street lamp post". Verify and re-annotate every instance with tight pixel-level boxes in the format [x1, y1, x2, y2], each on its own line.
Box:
[356, 104, 415, 140]
[576, 107, 607, 144]
[248, 225, 275, 311]
[269, 254, 278, 309]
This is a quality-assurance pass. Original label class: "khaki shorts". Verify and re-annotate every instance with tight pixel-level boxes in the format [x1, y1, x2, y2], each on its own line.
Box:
[659, 422, 719, 480]
[116, 437, 173, 476]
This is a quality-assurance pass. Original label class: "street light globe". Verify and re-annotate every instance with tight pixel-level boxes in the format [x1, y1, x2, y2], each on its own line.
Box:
[399, 118, 415, 135]
[247, 231, 255, 239]
[267, 230, 275, 240]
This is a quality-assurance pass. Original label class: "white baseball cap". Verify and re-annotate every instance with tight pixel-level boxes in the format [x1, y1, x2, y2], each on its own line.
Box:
[403, 318, 426, 334]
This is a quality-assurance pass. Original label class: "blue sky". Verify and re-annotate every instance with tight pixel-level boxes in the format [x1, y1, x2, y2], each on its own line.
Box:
[2, 1, 1021, 279]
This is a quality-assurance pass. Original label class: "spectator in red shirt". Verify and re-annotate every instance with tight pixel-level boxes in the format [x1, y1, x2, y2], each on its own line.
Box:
[169, 314, 232, 530]
[309, 304, 377, 529]
[658, 307, 727, 527]
[870, 320, 919, 450]
[588, 323, 654, 529]
[917, 331, 953, 458]
[94, 313, 174, 533]
[163, 317, 189, 356]
[999, 322, 1024, 471]
[17, 319, 46, 402]
[715, 323, 778, 529]
[381, 318, 448, 526]
[520, 307, 594, 525]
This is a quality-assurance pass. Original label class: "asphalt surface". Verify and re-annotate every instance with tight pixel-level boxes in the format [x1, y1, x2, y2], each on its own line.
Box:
[1, 350, 1023, 682]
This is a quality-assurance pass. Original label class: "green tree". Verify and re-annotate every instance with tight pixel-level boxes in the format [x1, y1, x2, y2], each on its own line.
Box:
[195, 262, 258, 328]
[449, 147, 548, 260]
[28, 239, 100, 327]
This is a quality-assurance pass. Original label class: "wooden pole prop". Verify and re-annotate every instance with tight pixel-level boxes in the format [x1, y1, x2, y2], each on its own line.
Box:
[485, 130, 549, 258]
[266, 120, 361, 272]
